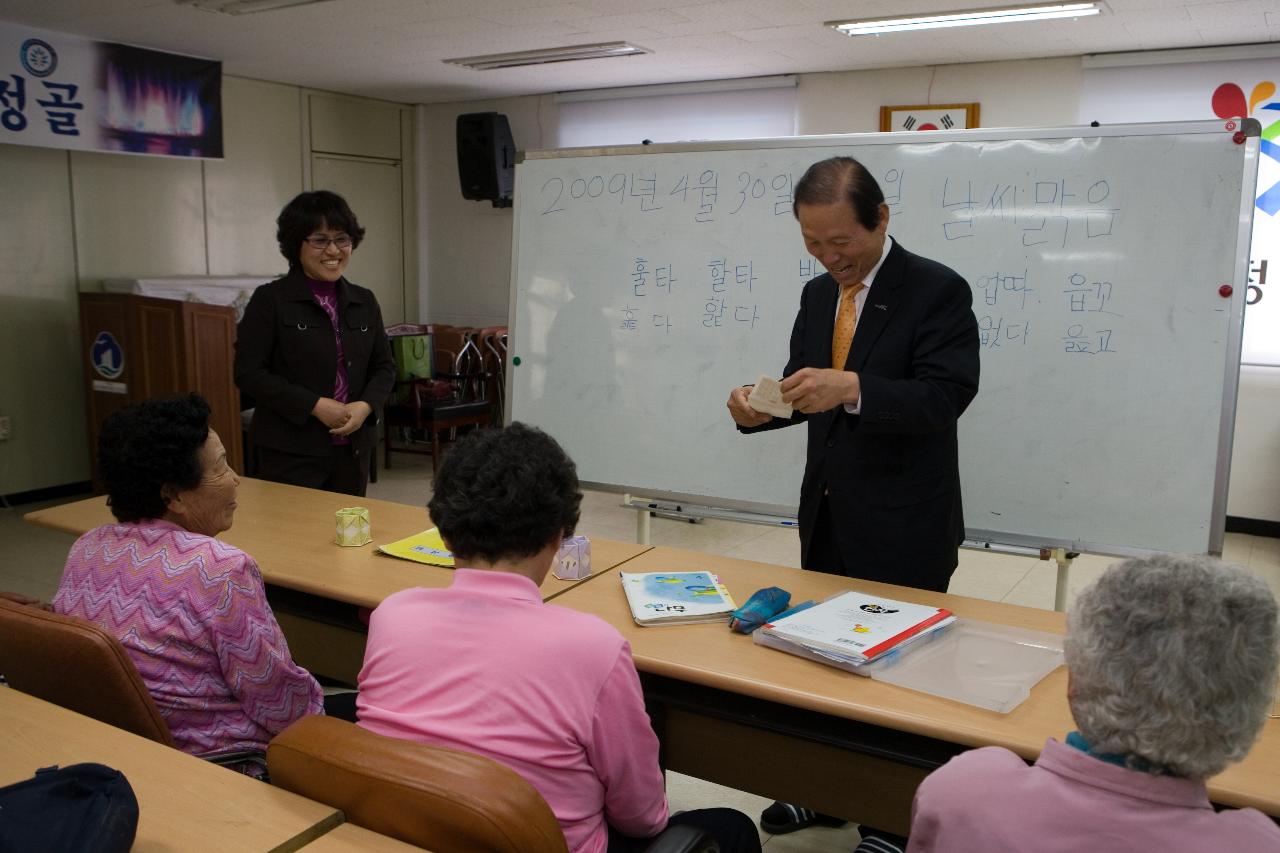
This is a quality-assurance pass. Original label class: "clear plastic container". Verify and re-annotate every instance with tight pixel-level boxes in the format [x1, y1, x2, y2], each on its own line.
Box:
[861, 618, 1065, 713]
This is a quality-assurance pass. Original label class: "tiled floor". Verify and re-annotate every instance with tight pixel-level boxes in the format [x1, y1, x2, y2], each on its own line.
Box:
[5, 453, 1280, 851]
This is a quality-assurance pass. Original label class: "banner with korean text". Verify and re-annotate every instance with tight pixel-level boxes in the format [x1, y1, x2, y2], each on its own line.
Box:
[0, 22, 222, 159]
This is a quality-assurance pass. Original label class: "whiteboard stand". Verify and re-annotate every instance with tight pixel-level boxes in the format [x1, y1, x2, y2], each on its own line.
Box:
[1051, 548, 1079, 613]
[623, 499, 1079, 610]
[622, 495, 799, 546]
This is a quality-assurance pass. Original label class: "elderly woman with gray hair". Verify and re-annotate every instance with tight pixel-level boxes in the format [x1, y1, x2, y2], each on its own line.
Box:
[906, 554, 1280, 852]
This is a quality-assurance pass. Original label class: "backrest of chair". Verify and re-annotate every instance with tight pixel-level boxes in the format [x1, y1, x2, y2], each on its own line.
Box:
[268, 715, 568, 853]
[479, 327, 508, 424]
[386, 322, 430, 337]
[453, 339, 489, 402]
[0, 598, 175, 746]
[432, 326, 471, 374]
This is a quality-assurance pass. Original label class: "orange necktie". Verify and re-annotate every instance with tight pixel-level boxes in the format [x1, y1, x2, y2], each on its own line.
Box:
[831, 282, 866, 369]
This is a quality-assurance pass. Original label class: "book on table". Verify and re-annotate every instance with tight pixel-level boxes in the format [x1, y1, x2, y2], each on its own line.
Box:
[620, 571, 736, 626]
[760, 590, 954, 666]
[377, 527, 454, 567]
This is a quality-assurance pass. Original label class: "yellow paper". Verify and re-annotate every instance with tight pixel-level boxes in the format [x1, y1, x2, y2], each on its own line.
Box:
[377, 527, 455, 567]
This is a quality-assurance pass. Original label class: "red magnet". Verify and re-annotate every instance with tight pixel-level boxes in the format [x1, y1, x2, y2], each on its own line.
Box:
[1233, 131, 1246, 144]
[1219, 284, 1233, 297]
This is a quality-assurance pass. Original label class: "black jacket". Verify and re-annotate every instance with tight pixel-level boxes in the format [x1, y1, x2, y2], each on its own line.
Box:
[745, 239, 980, 591]
[234, 269, 395, 459]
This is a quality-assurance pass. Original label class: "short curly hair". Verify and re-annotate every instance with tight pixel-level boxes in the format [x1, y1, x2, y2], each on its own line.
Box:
[100, 394, 211, 523]
[428, 423, 581, 564]
[276, 190, 366, 269]
[1066, 553, 1279, 779]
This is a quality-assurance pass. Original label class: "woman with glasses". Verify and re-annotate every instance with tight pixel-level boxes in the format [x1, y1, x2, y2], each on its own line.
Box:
[234, 190, 395, 496]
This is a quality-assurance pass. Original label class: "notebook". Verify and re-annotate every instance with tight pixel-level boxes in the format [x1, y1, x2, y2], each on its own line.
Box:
[761, 590, 953, 664]
[377, 527, 455, 567]
[620, 571, 736, 626]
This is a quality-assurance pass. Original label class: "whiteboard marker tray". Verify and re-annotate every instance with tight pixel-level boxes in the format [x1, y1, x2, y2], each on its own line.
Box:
[862, 619, 1064, 713]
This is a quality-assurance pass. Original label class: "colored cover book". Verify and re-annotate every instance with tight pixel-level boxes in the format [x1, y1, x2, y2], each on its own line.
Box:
[620, 571, 736, 626]
[762, 590, 953, 663]
[377, 527, 455, 568]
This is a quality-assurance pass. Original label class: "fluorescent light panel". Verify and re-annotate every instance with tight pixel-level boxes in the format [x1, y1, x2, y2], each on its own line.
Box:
[445, 42, 651, 71]
[828, 3, 1102, 36]
[177, 0, 332, 14]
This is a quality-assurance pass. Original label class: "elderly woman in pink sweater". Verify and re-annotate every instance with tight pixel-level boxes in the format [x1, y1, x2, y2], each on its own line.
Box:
[52, 394, 326, 769]
[907, 554, 1280, 852]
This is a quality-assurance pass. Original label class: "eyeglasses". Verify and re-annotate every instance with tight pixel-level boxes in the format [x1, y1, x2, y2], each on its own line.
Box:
[304, 234, 353, 250]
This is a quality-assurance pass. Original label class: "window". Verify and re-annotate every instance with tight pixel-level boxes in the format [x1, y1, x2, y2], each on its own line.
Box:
[556, 77, 797, 149]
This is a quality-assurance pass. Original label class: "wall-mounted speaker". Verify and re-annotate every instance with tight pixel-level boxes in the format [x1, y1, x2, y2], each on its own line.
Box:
[456, 112, 515, 208]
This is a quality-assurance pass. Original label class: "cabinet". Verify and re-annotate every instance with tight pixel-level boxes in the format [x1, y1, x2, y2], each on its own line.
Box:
[79, 293, 243, 479]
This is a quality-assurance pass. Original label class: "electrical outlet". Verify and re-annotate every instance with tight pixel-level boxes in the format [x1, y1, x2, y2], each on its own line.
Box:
[0, 416, 9, 441]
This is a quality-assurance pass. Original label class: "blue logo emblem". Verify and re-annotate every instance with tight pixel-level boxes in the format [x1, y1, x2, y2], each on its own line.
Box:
[20, 39, 56, 78]
[91, 331, 124, 379]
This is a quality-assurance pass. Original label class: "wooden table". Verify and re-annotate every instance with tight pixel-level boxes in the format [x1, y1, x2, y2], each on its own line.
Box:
[298, 823, 428, 852]
[1, 686, 342, 852]
[24, 478, 651, 681]
[24, 477, 646, 605]
[553, 547, 1280, 834]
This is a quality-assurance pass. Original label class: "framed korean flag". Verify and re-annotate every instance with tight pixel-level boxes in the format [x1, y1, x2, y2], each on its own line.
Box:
[880, 103, 979, 132]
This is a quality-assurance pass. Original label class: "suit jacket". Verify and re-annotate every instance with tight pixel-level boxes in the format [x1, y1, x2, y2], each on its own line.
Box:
[234, 269, 395, 460]
[746, 239, 979, 591]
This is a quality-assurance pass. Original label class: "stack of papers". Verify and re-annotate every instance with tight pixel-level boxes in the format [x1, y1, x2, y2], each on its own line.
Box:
[621, 571, 736, 626]
[759, 590, 954, 668]
[377, 527, 455, 567]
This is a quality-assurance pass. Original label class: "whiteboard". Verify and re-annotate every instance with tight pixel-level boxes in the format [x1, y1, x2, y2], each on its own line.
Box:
[508, 121, 1259, 556]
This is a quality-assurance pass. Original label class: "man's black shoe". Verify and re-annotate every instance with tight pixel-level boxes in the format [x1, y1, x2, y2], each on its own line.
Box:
[759, 801, 847, 834]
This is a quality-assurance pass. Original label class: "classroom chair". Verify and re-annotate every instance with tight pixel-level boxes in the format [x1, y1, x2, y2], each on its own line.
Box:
[478, 325, 508, 424]
[267, 715, 716, 853]
[0, 597, 265, 771]
[383, 333, 492, 467]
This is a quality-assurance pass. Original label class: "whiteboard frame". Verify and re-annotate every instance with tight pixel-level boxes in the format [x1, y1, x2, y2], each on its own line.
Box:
[506, 120, 1260, 558]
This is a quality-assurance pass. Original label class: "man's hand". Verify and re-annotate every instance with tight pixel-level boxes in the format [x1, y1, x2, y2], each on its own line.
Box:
[312, 396, 351, 430]
[726, 385, 772, 428]
[330, 401, 373, 436]
[780, 368, 860, 414]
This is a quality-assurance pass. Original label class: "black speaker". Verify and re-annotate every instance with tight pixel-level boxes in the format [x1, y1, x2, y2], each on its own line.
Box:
[457, 112, 515, 208]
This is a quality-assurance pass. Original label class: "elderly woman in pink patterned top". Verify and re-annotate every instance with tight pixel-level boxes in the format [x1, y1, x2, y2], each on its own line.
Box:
[52, 394, 325, 768]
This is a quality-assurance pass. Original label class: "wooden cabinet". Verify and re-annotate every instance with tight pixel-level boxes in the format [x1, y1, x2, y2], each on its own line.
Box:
[79, 293, 243, 479]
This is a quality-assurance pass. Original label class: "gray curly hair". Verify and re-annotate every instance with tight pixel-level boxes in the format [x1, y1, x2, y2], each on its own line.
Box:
[1065, 553, 1279, 780]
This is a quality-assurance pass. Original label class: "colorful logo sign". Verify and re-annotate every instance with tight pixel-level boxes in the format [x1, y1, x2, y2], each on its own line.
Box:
[1212, 81, 1280, 216]
[90, 330, 124, 379]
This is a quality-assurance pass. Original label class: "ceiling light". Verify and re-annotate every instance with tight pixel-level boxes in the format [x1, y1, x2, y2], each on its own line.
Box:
[177, 0, 334, 15]
[445, 43, 651, 71]
[828, 3, 1102, 36]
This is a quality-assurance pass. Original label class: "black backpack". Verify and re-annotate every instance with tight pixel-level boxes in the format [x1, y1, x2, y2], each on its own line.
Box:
[0, 763, 138, 853]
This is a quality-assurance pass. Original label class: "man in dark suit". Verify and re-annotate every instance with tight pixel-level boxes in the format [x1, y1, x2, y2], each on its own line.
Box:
[726, 156, 979, 850]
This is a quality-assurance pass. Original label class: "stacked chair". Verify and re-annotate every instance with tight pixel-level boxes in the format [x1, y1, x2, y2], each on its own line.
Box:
[383, 323, 499, 467]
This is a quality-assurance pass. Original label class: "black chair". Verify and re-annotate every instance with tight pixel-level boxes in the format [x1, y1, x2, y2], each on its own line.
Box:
[384, 336, 492, 466]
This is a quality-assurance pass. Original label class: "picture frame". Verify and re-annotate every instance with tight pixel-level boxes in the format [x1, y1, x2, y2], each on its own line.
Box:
[879, 103, 980, 132]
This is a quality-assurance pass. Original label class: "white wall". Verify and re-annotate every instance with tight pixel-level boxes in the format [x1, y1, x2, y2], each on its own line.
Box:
[419, 94, 558, 328]
[796, 58, 1082, 134]
[1230, 368, 1280, 521]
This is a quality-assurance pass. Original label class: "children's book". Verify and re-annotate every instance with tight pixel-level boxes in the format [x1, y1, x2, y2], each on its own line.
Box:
[762, 590, 953, 664]
[377, 527, 455, 568]
[620, 571, 736, 626]
[753, 615, 955, 674]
